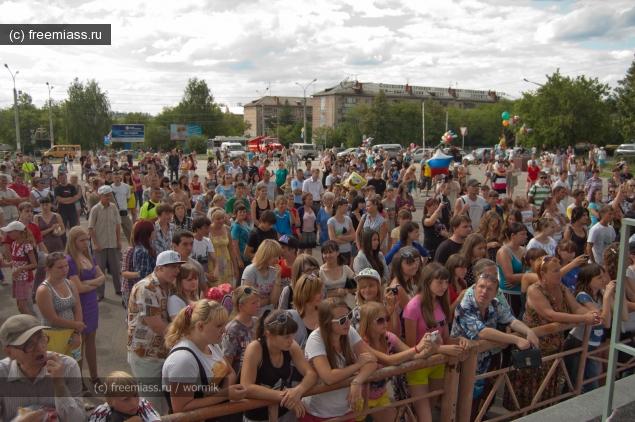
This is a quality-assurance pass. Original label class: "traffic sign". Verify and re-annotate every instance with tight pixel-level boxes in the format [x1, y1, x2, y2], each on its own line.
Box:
[111, 125, 145, 143]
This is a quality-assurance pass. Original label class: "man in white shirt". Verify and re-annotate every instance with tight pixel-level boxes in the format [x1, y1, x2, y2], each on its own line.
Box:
[587, 205, 615, 265]
[302, 168, 324, 214]
[110, 171, 132, 243]
[553, 170, 573, 207]
[454, 179, 488, 232]
[257, 170, 278, 201]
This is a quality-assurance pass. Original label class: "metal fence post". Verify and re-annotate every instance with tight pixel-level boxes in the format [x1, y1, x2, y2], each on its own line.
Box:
[457, 346, 479, 422]
[440, 355, 461, 422]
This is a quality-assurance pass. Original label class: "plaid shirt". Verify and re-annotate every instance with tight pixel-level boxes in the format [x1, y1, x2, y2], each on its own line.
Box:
[152, 221, 175, 254]
[585, 177, 603, 202]
[122, 246, 139, 293]
[172, 215, 193, 232]
[133, 246, 156, 280]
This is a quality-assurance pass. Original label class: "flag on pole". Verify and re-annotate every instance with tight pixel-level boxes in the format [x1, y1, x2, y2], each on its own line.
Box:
[427, 149, 453, 177]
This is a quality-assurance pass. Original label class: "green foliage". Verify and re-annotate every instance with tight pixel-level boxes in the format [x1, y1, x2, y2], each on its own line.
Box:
[313, 126, 345, 148]
[515, 70, 611, 148]
[615, 60, 635, 142]
[367, 90, 390, 143]
[220, 112, 250, 136]
[173, 78, 223, 139]
[279, 100, 294, 126]
[66, 78, 113, 150]
[187, 135, 208, 155]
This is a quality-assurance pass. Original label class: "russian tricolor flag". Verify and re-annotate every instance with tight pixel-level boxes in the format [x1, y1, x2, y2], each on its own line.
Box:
[427, 150, 453, 177]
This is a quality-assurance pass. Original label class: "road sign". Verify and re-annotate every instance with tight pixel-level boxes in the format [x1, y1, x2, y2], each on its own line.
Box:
[460, 127, 468, 136]
[111, 125, 145, 143]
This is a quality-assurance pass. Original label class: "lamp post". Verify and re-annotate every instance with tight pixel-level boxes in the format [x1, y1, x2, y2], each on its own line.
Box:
[523, 78, 544, 87]
[4, 64, 21, 152]
[46, 82, 54, 148]
[256, 88, 269, 137]
[296, 79, 316, 144]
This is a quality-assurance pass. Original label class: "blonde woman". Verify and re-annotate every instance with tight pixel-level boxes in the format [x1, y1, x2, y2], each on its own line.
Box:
[208, 208, 238, 285]
[241, 239, 283, 316]
[167, 264, 200, 320]
[208, 193, 231, 226]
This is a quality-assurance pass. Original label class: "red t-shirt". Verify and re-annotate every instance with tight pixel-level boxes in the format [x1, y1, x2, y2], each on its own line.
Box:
[289, 208, 300, 236]
[527, 165, 540, 182]
[8, 183, 30, 198]
[258, 166, 267, 179]
[3, 221, 44, 245]
[278, 259, 293, 289]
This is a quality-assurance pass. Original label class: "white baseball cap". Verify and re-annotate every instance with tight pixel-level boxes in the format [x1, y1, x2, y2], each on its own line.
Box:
[156, 251, 186, 266]
[354, 268, 382, 284]
[1, 221, 26, 232]
[98, 185, 113, 195]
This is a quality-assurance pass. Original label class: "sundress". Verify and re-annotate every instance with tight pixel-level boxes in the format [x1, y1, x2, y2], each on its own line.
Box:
[504, 283, 570, 413]
[210, 234, 236, 286]
[11, 242, 34, 300]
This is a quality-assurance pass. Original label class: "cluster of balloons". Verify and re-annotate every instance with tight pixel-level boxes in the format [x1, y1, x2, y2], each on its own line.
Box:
[103, 135, 111, 146]
[441, 131, 457, 143]
[501, 111, 520, 127]
[519, 123, 533, 134]
[362, 137, 374, 146]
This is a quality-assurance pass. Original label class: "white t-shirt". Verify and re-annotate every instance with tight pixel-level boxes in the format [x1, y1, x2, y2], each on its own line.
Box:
[167, 294, 189, 319]
[553, 180, 571, 206]
[302, 327, 362, 418]
[162, 339, 229, 389]
[587, 223, 616, 265]
[111, 183, 131, 211]
[526, 237, 558, 257]
[459, 195, 488, 232]
[192, 237, 215, 269]
[242, 264, 278, 315]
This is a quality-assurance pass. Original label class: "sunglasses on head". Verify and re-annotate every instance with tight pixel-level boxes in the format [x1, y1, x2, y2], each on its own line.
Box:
[267, 312, 291, 327]
[478, 273, 499, 284]
[331, 311, 354, 326]
[401, 247, 417, 259]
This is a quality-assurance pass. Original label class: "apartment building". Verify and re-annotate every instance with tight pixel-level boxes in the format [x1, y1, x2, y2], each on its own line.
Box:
[243, 96, 313, 137]
[311, 80, 500, 130]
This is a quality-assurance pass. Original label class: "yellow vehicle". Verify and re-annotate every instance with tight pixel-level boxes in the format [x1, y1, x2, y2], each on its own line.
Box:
[42, 145, 81, 159]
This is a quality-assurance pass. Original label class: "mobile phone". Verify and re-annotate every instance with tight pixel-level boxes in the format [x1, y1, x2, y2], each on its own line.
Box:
[426, 331, 438, 342]
[583, 254, 589, 259]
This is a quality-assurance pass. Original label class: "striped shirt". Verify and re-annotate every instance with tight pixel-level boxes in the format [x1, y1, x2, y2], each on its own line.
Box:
[528, 183, 551, 208]
[0, 353, 84, 422]
[585, 177, 603, 202]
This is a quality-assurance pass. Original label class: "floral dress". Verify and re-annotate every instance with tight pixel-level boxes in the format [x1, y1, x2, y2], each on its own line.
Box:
[210, 234, 235, 286]
[504, 283, 570, 412]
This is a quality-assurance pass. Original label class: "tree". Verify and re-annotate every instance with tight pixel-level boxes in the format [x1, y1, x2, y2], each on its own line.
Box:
[187, 135, 208, 154]
[615, 60, 635, 141]
[174, 78, 223, 139]
[515, 70, 611, 148]
[66, 78, 112, 150]
[279, 100, 294, 126]
[367, 90, 390, 143]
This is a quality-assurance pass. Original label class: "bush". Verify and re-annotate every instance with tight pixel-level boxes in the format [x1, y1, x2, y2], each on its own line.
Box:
[187, 135, 208, 155]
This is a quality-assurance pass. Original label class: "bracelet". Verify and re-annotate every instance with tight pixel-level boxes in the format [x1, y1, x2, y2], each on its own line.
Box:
[350, 381, 362, 386]
[73, 331, 81, 335]
[414, 345, 419, 354]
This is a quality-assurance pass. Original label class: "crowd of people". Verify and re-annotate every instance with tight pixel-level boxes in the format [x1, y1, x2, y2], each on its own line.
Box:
[0, 143, 634, 422]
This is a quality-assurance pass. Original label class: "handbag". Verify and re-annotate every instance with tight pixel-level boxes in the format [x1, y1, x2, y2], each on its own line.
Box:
[344, 278, 357, 290]
[512, 169, 521, 177]
[511, 347, 542, 370]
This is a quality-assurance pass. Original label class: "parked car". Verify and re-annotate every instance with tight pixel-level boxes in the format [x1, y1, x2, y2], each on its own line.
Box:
[292, 143, 319, 160]
[614, 144, 635, 159]
[373, 144, 403, 160]
[413, 148, 435, 162]
[116, 150, 141, 160]
[336, 148, 358, 159]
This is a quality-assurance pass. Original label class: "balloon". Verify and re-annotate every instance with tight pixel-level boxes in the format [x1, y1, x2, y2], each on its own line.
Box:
[527, 128, 533, 133]
[502, 111, 510, 120]
[452, 135, 458, 138]
[508, 118, 514, 126]
[522, 123, 527, 128]
[343, 172, 367, 191]
[502, 120, 509, 127]
[410, 143, 415, 149]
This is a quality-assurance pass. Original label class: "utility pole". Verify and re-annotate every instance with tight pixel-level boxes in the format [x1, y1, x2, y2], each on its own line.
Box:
[64, 101, 69, 141]
[46, 82, 54, 148]
[422, 101, 425, 150]
[4, 64, 21, 152]
[256, 88, 269, 137]
[296, 79, 317, 144]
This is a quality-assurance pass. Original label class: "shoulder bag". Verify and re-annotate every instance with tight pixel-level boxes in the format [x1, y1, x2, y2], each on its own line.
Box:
[511, 347, 542, 370]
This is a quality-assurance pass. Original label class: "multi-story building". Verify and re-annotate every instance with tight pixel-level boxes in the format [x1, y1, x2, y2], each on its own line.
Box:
[311, 80, 500, 130]
[243, 96, 313, 137]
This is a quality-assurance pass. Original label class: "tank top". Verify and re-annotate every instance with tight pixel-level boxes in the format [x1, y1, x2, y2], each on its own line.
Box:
[498, 245, 523, 294]
[41, 279, 76, 331]
[302, 208, 316, 232]
[255, 199, 272, 221]
[132, 174, 142, 192]
[244, 337, 292, 421]
[568, 163, 577, 175]
[566, 226, 587, 257]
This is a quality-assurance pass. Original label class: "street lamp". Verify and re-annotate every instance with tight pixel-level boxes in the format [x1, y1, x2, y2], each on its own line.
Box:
[296, 79, 316, 144]
[46, 82, 54, 148]
[523, 78, 544, 87]
[256, 88, 269, 137]
[4, 64, 21, 152]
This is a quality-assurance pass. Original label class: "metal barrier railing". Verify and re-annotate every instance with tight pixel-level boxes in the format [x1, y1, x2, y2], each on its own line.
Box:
[161, 321, 635, 422]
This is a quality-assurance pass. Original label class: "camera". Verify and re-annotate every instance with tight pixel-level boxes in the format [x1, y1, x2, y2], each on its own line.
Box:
[426, 331, 438, 342]
[388, 285, 399, 295]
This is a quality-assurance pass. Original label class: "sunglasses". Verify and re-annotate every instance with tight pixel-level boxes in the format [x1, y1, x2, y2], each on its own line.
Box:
[540, 177, 548, 180]
[374, 315, 391, 325]
[331, 311, 354, 326]
[303, 267, 319, 275]
[267, 312, 291, 327]
[478, 273, 499, 284]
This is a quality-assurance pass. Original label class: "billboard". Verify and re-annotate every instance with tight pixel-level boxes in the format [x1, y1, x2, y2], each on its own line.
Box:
[170, 124, 202, 141]
[111, 125, 145, 142]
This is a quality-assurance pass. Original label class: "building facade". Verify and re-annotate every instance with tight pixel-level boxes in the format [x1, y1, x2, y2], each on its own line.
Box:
[243, 96, 313, 137]
[311, 81, 500, 131]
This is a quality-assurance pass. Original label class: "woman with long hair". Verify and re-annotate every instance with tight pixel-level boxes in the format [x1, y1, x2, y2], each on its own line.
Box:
[162, 300, 247, 414]
[458, 233, 487, 287]
[242, 239, 283, 316]
[222, 285, 261, 375]
[556, 239, 588, 293]
[403, 165, 418, 197]
[445, 254, 469, 317]
[300, 298, 377, 421]
[66, 226, 106, 395]
[328, 197, 356, 265]
[476, 210, 503, 261]
[588, 187, 604, 227]
[190, 174, 202, 203]
[249, 172, 261, 198]
[278, 254, 321, 311]
[353, 229, 389, 284]
[285, 272, 325, 352]
[215, 173, 235, 200]
[241, 310, 318, 422]
[297, 193, 317, 256]
[350, 268, 399, 334]
[396, 183, 416, 213]
[567, 155, 577, 189]
[205, 165, 219, 193]
[539, 196, 565, 241]
[168, 264, 200, 321]
[317, 192, 335, 246]
[385, 221, 430, 266]
[422, 197, 449, 259]
[178, 174, 192, 205]
[519, 248, 549, 319]
[209, 208, 237, 286]
[513, 196, 538, 240]
[497, 222, 528, 318]
[501, 208, 524, 243]
[160, 176, 172, 200]
[320, 240, 355, 301]
[132, 220, 157, 281]
[356, 195, 389, 255]
[526, 217, 558, 257]
[250, 185, 274, 228]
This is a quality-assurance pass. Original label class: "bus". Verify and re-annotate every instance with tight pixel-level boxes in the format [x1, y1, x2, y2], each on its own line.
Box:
[208, 136, 249, 151]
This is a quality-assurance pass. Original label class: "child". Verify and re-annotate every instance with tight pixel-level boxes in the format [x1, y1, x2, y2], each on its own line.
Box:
[390, 209, 412, 246]
[385, 221, 430, 265]
[275, 162, 289, 195]
[285, 192, 301, 241]
[297, 193, 317, 256]
[1, 222, 37, 315]
[483, 191, 503, 217]
[273, 195, 294, 237]
[526, 217, 558, 257]
[587, 205, 616, 265]
[167, 264, 200, 321]
[444, 254, 469, 318]
[191, 216, 220, 285]
[564, 264, 625, 393]
[222, 285, 261, 374]
[350, 268, 399, 335]
[458, 233, 487, 287]
[356, 301, 440, 421]
[382, 187, 397, 233]
[240, 310, 318, 422]
[281, 175, 293, 196]
[89, 371, 160, 422]
[242, 239, 283, 316]
[244, 210, 278, 261]
[403, 262, 471, 422]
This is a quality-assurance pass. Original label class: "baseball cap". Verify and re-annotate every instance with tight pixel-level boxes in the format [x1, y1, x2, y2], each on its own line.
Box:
[467, 179, 481, 187]
[0, 221, 26, 233]
[156, 251, 186, 266]
[354, 268, 381, 284]
[0, 315, 48, 347]
[278, 235, 299, 250]
[98, 185, 113, 195]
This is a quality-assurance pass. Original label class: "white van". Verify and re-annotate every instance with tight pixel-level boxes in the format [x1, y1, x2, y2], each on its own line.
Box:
[291, 143, 318, 160]
[220, 142, 245, 160]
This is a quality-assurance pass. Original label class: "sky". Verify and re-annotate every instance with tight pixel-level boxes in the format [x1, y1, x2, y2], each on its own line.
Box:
[0, 0, 634, 116]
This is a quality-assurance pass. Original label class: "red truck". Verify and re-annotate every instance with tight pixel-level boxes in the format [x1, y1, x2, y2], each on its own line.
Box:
[247, 136, 284, 157]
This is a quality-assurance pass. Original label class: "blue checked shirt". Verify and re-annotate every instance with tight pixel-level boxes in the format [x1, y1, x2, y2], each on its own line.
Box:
[153, 221, 176, 254]
[132, 246, 156, 280]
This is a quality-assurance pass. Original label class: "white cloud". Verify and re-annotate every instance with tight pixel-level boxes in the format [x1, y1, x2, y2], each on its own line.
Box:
[0, 0, 633, 114]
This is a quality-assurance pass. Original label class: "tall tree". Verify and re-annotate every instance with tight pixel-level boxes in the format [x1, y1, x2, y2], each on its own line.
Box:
[174, 78, 223, 138]
[615, 60, 635, 141]
[279, 100, 294, 126]
[515, 70, 611, 148]
[368, 90, 390, 143]
[66, 78, 112, 149]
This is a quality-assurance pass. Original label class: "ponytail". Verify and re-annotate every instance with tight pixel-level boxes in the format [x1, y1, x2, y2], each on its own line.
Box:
[165, 300, 228, 349]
